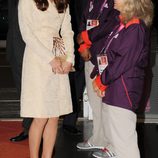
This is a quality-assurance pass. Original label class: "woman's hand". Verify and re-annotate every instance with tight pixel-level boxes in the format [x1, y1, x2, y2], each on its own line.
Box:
[80, 48, 91, 61]
[49, 57, 63, 74]
[92, 79, 105, 98]
[62, 61, 72, 74]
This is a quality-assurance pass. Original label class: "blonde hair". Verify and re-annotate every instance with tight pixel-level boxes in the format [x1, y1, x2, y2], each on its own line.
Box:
[120, 0, 154, 27]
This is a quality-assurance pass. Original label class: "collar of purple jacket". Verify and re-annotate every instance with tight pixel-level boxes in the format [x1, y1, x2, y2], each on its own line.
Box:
[119, 15, 140, 28]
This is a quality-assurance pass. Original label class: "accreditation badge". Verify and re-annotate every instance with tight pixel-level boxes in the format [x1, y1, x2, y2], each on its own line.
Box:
[97, 54, 108, 74]
[86, 19, 99, 30]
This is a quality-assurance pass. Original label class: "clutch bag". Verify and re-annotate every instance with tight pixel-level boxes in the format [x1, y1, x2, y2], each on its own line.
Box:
[52, 37, 75, 72]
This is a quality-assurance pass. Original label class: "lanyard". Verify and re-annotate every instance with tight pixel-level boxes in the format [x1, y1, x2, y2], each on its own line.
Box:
[88, 0, 108, 19]
[99, 24, 125, 54]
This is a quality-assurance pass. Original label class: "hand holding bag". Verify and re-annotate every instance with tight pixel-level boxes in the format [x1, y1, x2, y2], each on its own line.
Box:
[52, 13, 75, 72]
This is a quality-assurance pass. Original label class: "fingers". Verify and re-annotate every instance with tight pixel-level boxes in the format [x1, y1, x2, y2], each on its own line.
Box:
[93, 83, 99, 92]
[94, 89, 105, 98]
[81, 53, 91, 61]
[83, 56, 91, 61]
[92, 80, 105, 98]
[88, 53, 92, 59]
[96, 90, 105, 97]
[62, 66, 71, 74]
[51, 58, 72, 74]
[62, 61, 72, 74]
[53, 64, 71, 74]
[51, 57, 65, 74]
[52, 66, 64, 74]
[80, 49, 92, 61]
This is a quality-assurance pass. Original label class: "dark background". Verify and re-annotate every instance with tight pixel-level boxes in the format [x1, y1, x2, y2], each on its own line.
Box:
[0, 0, 8, 40]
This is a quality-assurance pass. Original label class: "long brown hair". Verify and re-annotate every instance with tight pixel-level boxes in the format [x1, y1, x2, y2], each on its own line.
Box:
[34, 0, 69, 13]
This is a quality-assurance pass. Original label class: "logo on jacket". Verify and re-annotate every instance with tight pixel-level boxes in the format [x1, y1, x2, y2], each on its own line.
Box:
[114, 34, 119, 39]
[89, 1, 94, 12]
[104, 3, 108, 8]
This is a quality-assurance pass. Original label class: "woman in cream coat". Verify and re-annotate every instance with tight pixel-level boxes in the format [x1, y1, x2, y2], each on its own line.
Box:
[18, 0, 74, 157]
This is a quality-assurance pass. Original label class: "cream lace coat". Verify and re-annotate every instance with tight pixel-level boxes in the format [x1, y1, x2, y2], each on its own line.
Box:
[18, 0, 74, 117]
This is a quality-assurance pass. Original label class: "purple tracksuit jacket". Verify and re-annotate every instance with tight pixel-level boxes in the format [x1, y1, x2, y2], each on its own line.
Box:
[92, 19, 150, 112]
[79, 0, 118, 41]
[78, 0, 119, 64]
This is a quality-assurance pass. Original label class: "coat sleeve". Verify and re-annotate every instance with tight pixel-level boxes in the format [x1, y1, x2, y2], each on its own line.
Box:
[60, 5, 74, 64]
[18, 0, 54, 64]
[101, 24, 148, 85]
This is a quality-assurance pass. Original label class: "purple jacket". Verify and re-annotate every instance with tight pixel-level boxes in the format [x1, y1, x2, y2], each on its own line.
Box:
[78, 0, 119, 64]
[92, 19, 150, 112]
[79, 0, 119, 41]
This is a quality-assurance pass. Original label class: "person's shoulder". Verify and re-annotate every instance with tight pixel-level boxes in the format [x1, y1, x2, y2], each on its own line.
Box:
[125, 18, 147, 34]
[125, 18, 140, 28]
[123, 19, 150, 43]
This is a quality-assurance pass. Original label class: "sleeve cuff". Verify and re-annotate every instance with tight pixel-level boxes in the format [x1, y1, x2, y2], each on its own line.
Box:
[95, 75, 107, 92]
[81, 30, 92, 46]
[78, 43, 90, 53]
[66, 54, 75, 66]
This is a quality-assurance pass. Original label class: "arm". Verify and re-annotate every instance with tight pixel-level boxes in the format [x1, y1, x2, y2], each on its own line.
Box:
[80, 0, 119, 44]
[60, 5, 74, 64]
[101, 24, 148, 85]
[18, 0, 54, 64]
[78, 1, 118, 57]
[87, 10, 119, 43]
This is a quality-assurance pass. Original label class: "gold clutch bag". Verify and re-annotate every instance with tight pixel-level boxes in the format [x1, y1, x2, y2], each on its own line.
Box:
[52, 37, 75, 72]
[53, 37, 66, 56]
